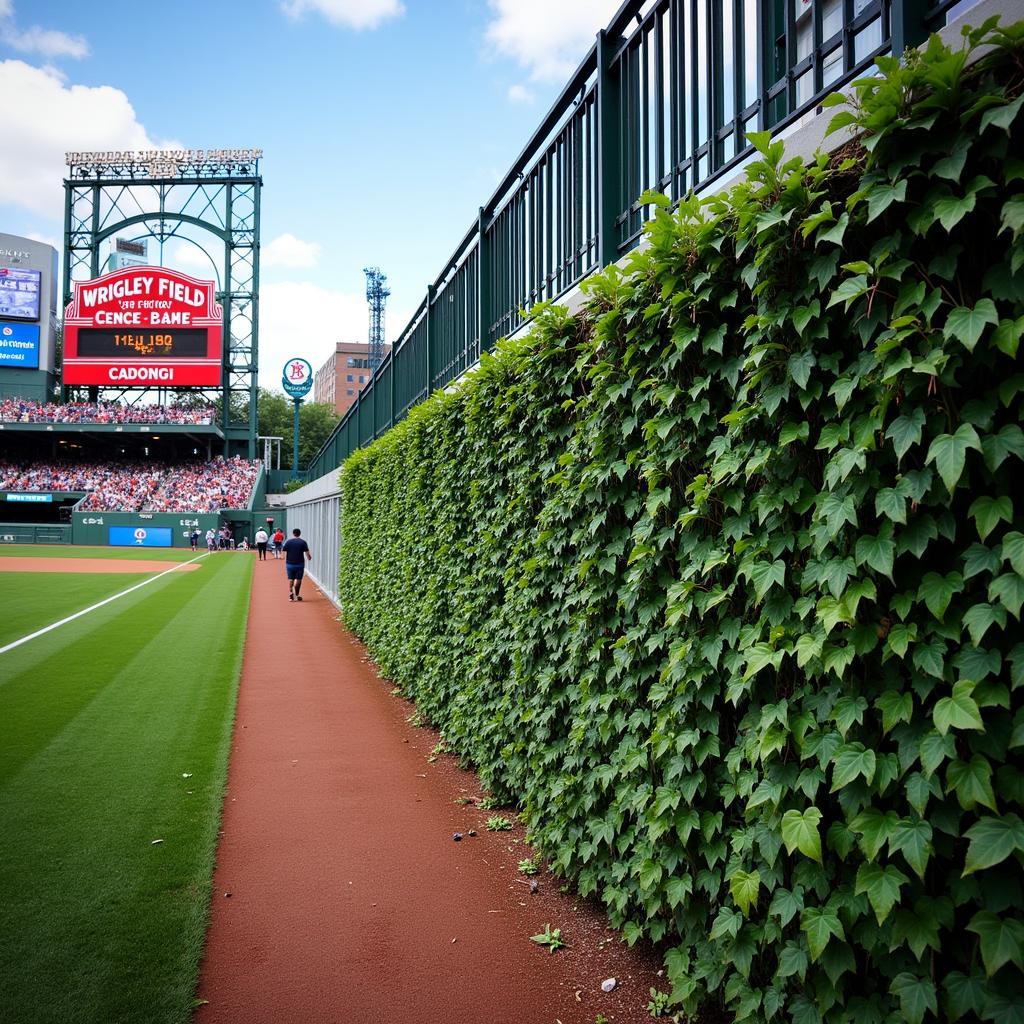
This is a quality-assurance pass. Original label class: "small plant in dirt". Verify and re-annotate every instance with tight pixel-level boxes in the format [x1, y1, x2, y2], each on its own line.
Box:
[595, 1016, 608, 1024]
[454, 795, 475, 806]
[485, 815, 513, 831]
[517, 857, 539, 875]
[647, 989, 674, 1019]
[530, 924, 567, 953]
[405, 710, 424, 728]
[477, 795, 501, 810]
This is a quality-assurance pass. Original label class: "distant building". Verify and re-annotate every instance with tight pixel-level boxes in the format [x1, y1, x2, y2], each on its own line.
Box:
[314, 341, 390, 416]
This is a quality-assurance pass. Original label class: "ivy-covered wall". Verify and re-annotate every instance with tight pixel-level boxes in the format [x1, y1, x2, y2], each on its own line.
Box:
[340, 23, 1024, 1024]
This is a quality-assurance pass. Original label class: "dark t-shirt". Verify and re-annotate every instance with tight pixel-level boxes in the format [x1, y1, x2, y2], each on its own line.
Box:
[282, 537, 309, 566]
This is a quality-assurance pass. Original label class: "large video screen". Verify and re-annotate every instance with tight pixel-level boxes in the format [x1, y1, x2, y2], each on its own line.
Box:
[0, 267, 41, 320]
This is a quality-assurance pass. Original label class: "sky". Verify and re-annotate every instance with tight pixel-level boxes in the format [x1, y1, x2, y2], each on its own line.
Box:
[0, 0, 621, 389]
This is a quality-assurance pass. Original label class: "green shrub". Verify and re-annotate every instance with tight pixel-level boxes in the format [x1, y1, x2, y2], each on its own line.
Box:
[341, 21, 1024, 1023]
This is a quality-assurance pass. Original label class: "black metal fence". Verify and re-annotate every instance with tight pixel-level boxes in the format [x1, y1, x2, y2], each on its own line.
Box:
[306, 0, 980, 481]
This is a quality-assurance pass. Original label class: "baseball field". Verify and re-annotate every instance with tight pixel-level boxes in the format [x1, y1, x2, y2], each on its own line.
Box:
[0, 545, 252, 1024]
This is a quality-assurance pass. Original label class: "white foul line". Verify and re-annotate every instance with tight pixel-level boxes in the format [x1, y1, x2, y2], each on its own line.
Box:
[0, 552, 209, 658]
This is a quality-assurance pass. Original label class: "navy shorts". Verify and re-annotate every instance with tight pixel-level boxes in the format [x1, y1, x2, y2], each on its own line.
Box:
[286, 564, 305, 580]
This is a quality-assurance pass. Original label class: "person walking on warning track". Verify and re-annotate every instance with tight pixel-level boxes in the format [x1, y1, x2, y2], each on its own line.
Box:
[283, 528, 311, 601]
[272, 528, 284, 559]
[254, 526, 269, 561]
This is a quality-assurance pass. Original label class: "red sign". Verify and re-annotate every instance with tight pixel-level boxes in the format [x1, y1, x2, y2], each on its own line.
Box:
[63, 266, 222, 386]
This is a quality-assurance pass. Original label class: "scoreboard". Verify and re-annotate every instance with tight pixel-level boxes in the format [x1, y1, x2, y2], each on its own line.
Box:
[63, 266, 222, 386]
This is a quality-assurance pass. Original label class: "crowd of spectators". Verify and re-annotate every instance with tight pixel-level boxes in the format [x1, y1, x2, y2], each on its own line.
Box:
[0, 398, 215, 425]
[0, 456, 260, 513]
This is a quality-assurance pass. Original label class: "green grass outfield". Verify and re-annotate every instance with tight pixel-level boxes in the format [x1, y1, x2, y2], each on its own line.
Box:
[0, 546, 253, 1024]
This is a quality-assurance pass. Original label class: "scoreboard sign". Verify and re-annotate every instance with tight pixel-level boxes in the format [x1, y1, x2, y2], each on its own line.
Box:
[63, 266, 222, 386]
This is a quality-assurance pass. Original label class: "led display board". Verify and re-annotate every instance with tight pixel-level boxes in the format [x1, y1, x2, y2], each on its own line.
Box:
[63, 267, 223, 386]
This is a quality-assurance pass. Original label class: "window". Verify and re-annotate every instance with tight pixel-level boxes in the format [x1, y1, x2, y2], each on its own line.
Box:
[346, 374, 354, 382]
[346, 389, 354, 396]
[359, 375, 365, 383]
[346, 357, 355, 367]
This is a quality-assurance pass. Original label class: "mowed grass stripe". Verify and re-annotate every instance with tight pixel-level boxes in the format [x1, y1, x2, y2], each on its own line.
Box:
[0, 554, 253, 1024]
[0, 544, 203, 561]
[0, 570, 156, 646]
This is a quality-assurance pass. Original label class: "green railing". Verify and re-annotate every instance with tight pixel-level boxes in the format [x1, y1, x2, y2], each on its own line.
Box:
[305, 0, 979, 482]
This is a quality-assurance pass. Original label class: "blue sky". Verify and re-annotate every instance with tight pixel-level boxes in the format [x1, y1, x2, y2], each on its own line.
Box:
[0, 0, 620, 386]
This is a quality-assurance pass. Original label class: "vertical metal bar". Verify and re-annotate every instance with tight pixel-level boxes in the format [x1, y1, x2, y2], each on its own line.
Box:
[425, 285, 435, 395]
[222, 182, 233, 447]
[891, 0, 929, 52]
[596, 28, 621, 268]
[249, 177, 261, 460]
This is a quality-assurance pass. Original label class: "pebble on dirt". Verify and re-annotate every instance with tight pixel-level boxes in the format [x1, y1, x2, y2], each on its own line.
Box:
[453, 832, 463, 842]
[601, 978, 617, 992]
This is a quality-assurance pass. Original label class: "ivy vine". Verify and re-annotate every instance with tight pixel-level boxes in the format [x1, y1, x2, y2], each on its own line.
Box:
[341, 19, 1024, 1023]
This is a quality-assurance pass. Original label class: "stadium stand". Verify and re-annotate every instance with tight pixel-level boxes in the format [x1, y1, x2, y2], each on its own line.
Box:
[0, 399, 215, 425]
[0, 456, 260, 513]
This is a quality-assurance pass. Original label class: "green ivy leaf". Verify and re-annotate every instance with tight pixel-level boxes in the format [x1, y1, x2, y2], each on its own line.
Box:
[776, 940, 809, 979]
[889, 818, 933, 879]
[980, 92, 1024, 133]
[889, 972, 937, 1024]
[855, 533, 895, 578]
[875, 486, 907, 524]
[849, 807, 899, 860]
[947, 755, 998, 812]
[963, 602, 1007, 646]
[993, 316, 1024, 357]
[749, 559, 787, 601]
[728, 868, 761, 916]
[966, 910, 1024, 976]
[886, 407, 926, 462]
[943, 970, 986, 1021]
[800, 906, 844, 961]
[934, 680, 985, 734]
[944, 299, 999, 352]
[855, 862, 909, 925]
[831, 743, 876, 791]
[781, 807, 823, 863]
[918, 571, 963, 620]
[989, 572, 1024, 618]
[962, 813, 1024, 875]
[1003, 532, 1024, 576]
[926, 423, 982, 491]
[968, 495, 1013, 541]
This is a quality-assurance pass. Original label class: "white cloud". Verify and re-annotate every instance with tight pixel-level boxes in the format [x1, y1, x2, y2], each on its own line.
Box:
[0, 60, 159, 219]
[262, 232, 322, 269]
[259, 281, 368, 388]
[280, 0, 403, 31]
[259, 279, 409, 390]
[165, 240, 220, 276]
[0, 3, 89, 59]
[507, 83, 534, 104]
[2, 24, 89, 59]
[485, 0, 620, 82]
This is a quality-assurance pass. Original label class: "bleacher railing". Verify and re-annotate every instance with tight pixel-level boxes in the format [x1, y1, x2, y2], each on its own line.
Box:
[306, 0, 978, 483]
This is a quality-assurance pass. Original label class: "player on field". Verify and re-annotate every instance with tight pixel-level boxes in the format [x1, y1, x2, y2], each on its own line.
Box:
[254, 526, 269, 561]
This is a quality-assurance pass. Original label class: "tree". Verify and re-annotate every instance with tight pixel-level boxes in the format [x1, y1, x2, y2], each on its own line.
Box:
[256, 387, 340, 471]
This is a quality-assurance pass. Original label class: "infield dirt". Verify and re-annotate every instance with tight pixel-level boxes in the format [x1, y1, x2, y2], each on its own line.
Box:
[0, 557, 202, 574]
[195, 561, 665, 1024]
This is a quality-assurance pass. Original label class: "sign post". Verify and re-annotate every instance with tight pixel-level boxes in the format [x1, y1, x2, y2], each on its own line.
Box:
[281, 357, 313, 480]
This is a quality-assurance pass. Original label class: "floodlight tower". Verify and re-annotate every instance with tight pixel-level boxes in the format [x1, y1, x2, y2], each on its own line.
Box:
[364, 267, 390, 373]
